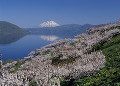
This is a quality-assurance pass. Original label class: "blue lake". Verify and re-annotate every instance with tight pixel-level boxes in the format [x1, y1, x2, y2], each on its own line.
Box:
[0, 26, 88, 61]
[0, 34, 63, 61]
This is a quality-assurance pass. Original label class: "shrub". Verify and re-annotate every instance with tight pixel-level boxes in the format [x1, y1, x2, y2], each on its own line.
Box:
[9, 59, 25, 73]
[51, 57, 75, 66]
[70, 43, 75, 46]
[59, 78, 69, 86]
[2, 59, 14, 65]
[29, 80, 38, 86]
[42, 50, 50, 55]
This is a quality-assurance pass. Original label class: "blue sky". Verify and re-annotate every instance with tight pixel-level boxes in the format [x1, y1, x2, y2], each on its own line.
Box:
[0, 0, 120, 28]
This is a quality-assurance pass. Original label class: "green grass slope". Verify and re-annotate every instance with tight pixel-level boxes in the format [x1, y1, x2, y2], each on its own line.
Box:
[61, 27, 120, 86]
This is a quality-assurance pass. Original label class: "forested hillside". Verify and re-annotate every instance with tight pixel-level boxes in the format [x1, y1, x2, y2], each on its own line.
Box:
[0, 21, 29, 44]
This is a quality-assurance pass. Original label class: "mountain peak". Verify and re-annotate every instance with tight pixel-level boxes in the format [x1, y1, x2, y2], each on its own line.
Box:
[39, 20, 60, 27]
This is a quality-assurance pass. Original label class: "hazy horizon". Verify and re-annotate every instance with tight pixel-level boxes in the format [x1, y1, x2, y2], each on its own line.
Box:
[0, 0, 120, 28]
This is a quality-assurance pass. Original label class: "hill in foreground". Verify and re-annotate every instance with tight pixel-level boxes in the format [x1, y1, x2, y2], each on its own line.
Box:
[0, 20, 120, 85]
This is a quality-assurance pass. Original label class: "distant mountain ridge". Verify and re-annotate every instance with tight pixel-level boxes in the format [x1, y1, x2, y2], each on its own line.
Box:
[26, 24, 95, 38]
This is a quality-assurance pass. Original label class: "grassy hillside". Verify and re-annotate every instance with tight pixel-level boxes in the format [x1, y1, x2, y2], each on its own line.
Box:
[0, 21, 29, 44]
[61, 27, 120, 86]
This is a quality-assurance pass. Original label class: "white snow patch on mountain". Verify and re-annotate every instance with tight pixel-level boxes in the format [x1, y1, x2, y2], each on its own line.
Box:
[39, 21, 60, 27]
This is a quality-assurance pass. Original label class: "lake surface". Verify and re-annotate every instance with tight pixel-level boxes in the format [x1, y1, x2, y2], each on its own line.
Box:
[0, 34, 62, 61]
[0, 29, 86, 61]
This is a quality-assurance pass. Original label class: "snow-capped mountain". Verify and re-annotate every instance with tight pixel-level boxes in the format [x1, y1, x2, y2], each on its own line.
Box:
[39, 21, 60, 27]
